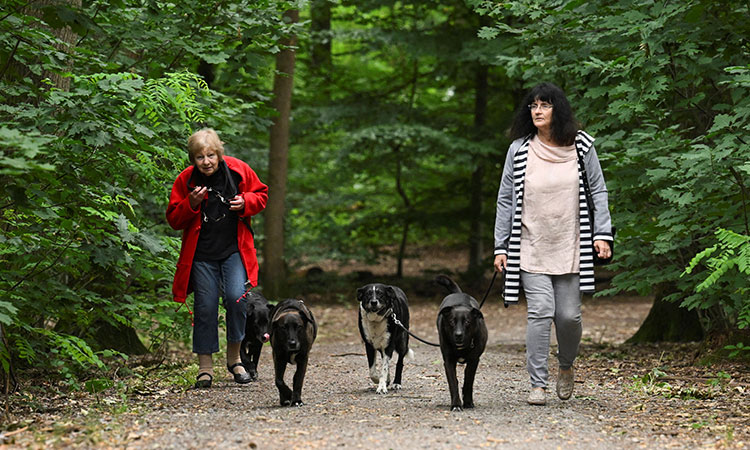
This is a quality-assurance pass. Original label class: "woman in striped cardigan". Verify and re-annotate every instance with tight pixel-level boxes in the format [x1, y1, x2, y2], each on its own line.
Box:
[493, 83, 614, 406]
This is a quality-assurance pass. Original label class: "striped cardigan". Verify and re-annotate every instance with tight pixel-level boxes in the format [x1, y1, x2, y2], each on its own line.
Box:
[493, 130, 613, 303]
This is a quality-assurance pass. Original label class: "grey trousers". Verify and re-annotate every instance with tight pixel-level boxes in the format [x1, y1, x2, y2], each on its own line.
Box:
[521, 271, 582, 389]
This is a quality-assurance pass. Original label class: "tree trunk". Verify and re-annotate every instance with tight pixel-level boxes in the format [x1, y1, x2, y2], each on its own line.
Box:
[28, 0, 81, 91]
[394, 144, 411, 279]
[467, 63, 489, 278]
[6, 1, 81, 92]
[627, 285, 704, 343]
[310, 0, 332, 71]
[263, 8, 299, 298]
[197, 59, 215, 89]
[90, 321, 149, 355]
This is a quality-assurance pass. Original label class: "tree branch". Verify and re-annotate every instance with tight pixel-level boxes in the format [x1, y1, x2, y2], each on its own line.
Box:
[0, 1, 32, 23]
[3, 234, 76, 294]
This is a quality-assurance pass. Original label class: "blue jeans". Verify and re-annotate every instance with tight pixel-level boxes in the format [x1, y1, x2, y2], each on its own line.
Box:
[190, 252, 248, 354]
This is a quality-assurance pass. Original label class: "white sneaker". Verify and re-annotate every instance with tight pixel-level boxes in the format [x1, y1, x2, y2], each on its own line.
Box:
[527, 387, 546, 405]
[557, 367, 574, 400]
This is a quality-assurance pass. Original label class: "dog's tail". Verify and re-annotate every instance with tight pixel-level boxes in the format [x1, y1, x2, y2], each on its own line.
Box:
[435, 274, 462, 294]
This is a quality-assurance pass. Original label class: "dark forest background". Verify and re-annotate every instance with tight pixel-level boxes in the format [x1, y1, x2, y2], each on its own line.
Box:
[1, 0, 748, 386]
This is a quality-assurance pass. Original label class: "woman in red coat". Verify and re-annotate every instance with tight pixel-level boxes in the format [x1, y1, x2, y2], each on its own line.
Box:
[167, 128, 268, 388]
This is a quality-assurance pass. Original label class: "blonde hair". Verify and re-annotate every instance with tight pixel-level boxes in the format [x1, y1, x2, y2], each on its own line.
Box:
[187, 128, 225, 164]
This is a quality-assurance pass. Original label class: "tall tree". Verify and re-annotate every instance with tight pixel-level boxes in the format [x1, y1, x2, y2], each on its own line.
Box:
[264, 8, 300, 297]
[467, 63, 489, 279]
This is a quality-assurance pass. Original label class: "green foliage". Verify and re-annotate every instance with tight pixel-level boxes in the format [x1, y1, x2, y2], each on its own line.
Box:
[628, 367, 674, 397]
[723, 342, 750, 359]
[287, 0, 515, 268]
[684, 228, 750, 330]
[0, 0, 293, 383]
[628, 366, 722, 400]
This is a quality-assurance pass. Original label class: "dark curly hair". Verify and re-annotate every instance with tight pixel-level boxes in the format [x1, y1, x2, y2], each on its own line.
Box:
[509, 82, 579, 146]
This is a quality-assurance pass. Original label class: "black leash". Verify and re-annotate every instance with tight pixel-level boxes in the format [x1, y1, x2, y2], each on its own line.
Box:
[478, 270, 508, 309]
[478, 271, 497, 309]
[389, 313, 441, 347]
[389, 271, 506, 347]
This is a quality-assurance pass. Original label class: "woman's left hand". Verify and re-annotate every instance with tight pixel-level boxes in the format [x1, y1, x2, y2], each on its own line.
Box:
[229, 195, 245, 212]
[594, 240, 611, 259]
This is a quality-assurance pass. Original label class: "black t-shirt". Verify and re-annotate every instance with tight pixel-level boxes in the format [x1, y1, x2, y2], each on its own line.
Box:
[192, 164, 243, 262]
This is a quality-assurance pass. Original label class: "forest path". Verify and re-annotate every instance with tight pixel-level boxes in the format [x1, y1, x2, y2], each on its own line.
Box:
[110, 297, 686, 449]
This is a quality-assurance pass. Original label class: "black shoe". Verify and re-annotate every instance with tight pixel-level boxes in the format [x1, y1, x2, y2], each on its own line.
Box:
[227, 363, 252, 384]
[194, 372, 213, 389]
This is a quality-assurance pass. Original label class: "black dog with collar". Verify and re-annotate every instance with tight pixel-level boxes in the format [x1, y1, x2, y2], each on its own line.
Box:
[356, 283, 412, 394]
[435, 275, 488, 411]
[270, 299, 317, 406]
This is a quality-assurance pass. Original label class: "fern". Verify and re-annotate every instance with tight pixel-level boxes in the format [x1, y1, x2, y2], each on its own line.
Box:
[684, 228, 750, 329]
[76, 71, 211, 133]
[141, 71, 211, 133]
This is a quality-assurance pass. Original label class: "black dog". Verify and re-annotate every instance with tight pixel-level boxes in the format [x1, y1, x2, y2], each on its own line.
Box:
[435, 275, 488, 411]
[270, 299, 317, 406]
[239, 291, 271, 381]
[356, 283, 413, 394]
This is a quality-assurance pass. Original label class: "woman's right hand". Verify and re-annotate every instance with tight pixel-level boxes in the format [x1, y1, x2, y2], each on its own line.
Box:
[189, 186, 208, 210]
[494, 254, 507, 273]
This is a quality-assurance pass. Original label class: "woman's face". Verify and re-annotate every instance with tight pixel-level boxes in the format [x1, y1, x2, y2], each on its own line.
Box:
[194, 147, 219, 176]
[529, 99, 553, 133]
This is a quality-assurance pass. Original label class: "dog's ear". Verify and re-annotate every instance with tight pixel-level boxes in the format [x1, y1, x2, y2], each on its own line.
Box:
[246, 302, 255, 314]
[297, 301, 315, 325]
[385, 286, 397, 302]
[471, 308, 484, 321]
[356, 287, 366, 303]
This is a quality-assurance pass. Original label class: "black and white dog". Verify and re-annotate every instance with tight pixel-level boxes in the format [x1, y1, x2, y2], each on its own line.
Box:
[435, 275, 488, 411]
[356, 283, 413, 394]
[239, 291, 271, 381]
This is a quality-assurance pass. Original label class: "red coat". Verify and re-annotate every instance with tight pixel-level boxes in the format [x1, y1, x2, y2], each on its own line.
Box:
[166, 156, 268, 303]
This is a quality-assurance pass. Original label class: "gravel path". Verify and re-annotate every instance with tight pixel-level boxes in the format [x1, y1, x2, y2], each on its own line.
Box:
[107, 298, 662, 449]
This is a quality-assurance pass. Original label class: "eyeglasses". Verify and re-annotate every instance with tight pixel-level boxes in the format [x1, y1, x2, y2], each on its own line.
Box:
[528, 103, 553, 111]
[206, 187, 232, 206]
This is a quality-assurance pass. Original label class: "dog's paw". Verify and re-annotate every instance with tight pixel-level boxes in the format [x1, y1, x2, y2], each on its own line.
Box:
[248, 371, 258, 381]
[292, 400, 304, 407]
[391, 383, 402, 391]
[451, 405, 463, 412]
[280, 399, 292, 407]
[376, 384, 388, 394]
[462, 401, 474, 409]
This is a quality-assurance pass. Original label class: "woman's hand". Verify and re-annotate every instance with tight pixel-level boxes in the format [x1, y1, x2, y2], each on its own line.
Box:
[594, 240, 611, 259]
[189, 186, 208, 210]
[494, 254, 507, 273]
[229, 194, 245, 212]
